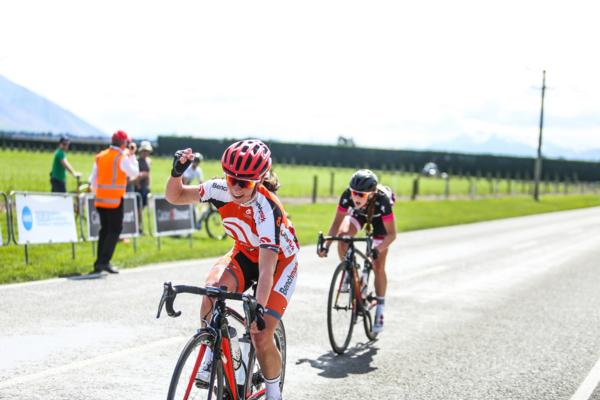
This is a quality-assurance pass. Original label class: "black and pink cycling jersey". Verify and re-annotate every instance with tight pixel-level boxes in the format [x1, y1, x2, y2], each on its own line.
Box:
[337, 186, 395, 237]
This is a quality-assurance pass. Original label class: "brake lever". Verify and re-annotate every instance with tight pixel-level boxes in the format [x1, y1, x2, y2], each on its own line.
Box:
[243, 295, 257, 331]
[157, 282, 181, 319]
[317, 232, 324, 254]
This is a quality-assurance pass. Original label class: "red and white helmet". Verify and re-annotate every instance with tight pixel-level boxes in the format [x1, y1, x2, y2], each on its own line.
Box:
[221, 139, 272, 180]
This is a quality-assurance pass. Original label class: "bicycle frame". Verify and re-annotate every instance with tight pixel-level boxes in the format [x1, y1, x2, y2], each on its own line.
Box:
[318, 232, 374, 307]
[158, 283, 266, 400]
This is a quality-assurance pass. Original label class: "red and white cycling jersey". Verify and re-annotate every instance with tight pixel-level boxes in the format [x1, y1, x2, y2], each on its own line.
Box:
[198, 179, 300, 262]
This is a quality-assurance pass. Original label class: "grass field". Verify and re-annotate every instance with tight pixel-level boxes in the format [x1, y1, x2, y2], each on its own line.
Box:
[0, 193, 599, 284]
[1, 148, 592, 199]
[1, 147, 599, 284]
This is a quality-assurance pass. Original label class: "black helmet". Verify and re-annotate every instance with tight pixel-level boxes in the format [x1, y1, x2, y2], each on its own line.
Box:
[349, 169, 378, 192]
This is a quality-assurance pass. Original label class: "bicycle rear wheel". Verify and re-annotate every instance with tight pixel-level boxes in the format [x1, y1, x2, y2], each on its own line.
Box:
[327, 261, 357, 354]
[167, 331, 230, 400]
[206, 209, 226, 240]
[361, 265, 379, 341]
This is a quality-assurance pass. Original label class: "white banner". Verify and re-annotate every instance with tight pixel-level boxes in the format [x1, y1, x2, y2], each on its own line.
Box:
[15, 194, 78, 245]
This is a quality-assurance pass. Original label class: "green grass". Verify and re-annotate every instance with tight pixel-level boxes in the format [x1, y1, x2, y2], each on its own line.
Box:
[1, 147, 599, 284]
[1, 194, 598, 284]
[2, 148, 589, 198]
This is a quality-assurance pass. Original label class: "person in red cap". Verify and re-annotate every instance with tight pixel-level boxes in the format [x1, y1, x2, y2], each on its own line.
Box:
[88, 130, 139, 274]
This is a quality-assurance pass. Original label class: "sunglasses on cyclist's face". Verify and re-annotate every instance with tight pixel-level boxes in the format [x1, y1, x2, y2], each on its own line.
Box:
[225, 175, 258, 189]
[350, 189, 372, 199]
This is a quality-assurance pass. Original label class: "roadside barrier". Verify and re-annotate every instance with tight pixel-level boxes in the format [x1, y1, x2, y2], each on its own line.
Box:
[82, 192, 141, 254]
[148, 194, 195, 250]
[0, 192, 10, 246]
[9, 191, 79, 264]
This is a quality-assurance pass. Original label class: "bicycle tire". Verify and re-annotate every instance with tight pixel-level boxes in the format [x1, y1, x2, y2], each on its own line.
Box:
[205, 209, 226, 240]
[361, 265, 379, 341]
[327, 261, 357, 354]
[167, 330, 228, 400]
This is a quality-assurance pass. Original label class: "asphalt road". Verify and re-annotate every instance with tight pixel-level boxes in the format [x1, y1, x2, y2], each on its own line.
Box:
[2, 207, 600, 400]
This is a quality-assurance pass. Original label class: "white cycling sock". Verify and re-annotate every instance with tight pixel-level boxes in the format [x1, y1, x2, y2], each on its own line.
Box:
[265, 375, 281, 400]
[200, 347, 213, 369]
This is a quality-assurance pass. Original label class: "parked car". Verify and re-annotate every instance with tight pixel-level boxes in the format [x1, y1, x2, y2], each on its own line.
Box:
[421, 162, 440, 177]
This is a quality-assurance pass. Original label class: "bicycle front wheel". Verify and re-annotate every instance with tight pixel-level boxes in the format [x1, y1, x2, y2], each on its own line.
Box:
[167, 331, 229, 400]
[361, 266, 379, 341]
[206, 210, 226, 240]
[327, 261, 357, 354]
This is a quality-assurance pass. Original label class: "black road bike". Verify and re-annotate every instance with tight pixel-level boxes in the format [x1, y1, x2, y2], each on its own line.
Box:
[157, 283, 286, 400]
[317, 232, 378, 354]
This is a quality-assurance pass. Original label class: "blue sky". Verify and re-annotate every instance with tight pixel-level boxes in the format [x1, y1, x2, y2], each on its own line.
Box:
[1, 0, 599, 155]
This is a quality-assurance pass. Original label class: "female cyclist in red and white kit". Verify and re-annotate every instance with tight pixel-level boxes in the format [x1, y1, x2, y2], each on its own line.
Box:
[166, 140, 299, 400]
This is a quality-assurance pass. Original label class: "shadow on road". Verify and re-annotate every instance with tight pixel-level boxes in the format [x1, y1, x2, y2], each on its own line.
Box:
[63, 271, 107, 281]
[295, 341, 379, 378]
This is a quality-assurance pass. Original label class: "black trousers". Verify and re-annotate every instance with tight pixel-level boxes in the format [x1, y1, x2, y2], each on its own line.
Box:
[50, 177, 66, 193]
[95, 199, 124, 268]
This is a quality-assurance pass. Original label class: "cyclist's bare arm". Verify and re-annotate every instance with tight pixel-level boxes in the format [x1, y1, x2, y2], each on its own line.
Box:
[319, 210, 346, 257]
[255, 248, 278, 307]
[166, 148, 201, 205]
[376, 217, 397, 252]
[165, 175, 201, 205]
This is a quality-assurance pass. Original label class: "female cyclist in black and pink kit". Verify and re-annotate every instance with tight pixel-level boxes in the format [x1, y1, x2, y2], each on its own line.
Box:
[318, 169, 397, 333]
[166, 140, 299, 400]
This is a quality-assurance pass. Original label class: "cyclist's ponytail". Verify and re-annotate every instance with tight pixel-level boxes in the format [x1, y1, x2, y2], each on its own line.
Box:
[262, 170, 280, 193]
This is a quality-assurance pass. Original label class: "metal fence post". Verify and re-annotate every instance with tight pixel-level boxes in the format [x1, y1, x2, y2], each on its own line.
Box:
[444, 176, 450, 199]
[312, 175, 318, 204]
[330, 171, 335, 197]
[411, 177, 419, 201]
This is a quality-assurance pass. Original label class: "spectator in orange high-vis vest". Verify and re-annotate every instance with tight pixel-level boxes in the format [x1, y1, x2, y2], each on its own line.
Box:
[88, 130, 139, 274]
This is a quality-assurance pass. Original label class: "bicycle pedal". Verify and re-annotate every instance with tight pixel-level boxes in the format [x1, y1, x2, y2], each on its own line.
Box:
[251, 372, 264, 385]
[195, 379, 209, 389]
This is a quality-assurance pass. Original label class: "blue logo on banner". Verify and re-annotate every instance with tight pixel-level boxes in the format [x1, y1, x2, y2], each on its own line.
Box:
[22, 206, 33, 231]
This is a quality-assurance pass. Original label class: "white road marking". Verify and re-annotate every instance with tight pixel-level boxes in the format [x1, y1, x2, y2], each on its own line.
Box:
[570, 356, 600, 400]
[0, 336, 185, 389]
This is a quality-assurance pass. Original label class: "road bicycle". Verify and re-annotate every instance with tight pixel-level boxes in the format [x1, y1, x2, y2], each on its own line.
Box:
[157, 282, 286, 400]
[196, 203, 227, 240]
[317, 232, 378, 354]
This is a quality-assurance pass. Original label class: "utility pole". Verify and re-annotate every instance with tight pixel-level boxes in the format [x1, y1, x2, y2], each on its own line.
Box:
[533, 70, 546, 201]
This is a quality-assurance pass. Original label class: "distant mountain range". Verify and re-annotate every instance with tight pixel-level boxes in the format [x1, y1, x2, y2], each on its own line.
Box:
[0, 74, 106, 138]
[410, 135, 600, 162]
[1, 74, 599, 161]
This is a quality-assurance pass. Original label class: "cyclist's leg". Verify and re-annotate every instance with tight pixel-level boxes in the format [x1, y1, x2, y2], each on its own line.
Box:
[253, 315, 282, 393]
[372, 239, 389, 297]
[199, 249, 243, 325]
[196, 250, 246, 384]
[336, 215, 359, 260]
[372, 238, 388, 332]
[253, 255, 298, 399]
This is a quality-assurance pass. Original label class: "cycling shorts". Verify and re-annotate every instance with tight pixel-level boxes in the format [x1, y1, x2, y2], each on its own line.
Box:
[215, 248, 298, 320]
[346, 214, 389, 240]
